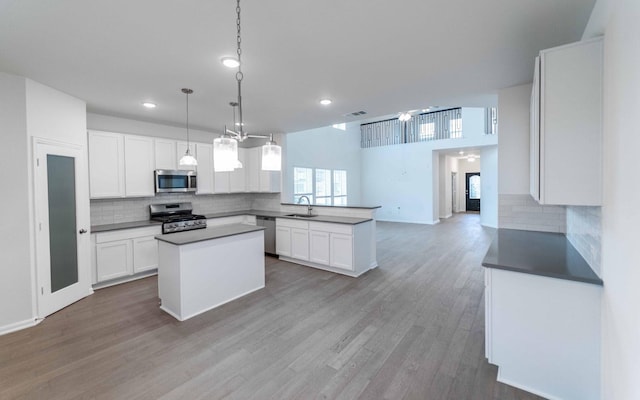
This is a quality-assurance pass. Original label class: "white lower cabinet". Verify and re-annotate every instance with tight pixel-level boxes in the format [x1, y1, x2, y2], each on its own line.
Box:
[132, 236, 159, 273]
[329, 233, 353, 271]
[291, 228, 310, 261]
[93, 225, 160, 285]
[96, 240, 132, 282]
[309, 230, 330, 265]
[276, 226, 292, 257]
[277, 218, 375, 276]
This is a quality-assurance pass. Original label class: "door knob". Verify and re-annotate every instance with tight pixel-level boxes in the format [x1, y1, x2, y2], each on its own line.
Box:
[79, 229, 87, 234]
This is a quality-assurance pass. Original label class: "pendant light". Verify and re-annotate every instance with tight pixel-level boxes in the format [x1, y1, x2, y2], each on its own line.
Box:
[213, 0, 281, 172]
[179, 88, 198, 167]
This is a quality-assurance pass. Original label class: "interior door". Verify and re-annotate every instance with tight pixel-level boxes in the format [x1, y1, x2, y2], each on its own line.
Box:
[34, 139, 92, 318]
[465, 172, 481, 212]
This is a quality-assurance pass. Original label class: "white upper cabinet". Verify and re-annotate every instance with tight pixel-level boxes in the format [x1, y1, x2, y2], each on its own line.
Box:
[123, 135, 155, 197]
[229, 148, 247, 193]
[154, 139, 177, 170]
[88, 130, 125, 198]
[247, 147, 261, 192]
[530, 37, 603, 205]
[195, 143, 214, 195]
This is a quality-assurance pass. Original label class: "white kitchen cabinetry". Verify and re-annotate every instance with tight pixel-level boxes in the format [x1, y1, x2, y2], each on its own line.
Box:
[154, 139, 177, 170]
[485, 268, 601, 400]
[530, 37, 603, 205]
[229, 148, 247, 192]
[124, 135, 155, 197]
[246, 148, 261, 192]
[309, 230, 330, 265]
[277, 219, 376, 277]
[276, 226, 292, 257]
[96, 239, 131, 282]
[195, 143, 214, 194]
[330, 233, 354, 270]
[88, 130, 125, 198]
[291, 228, 310, 261]
[92, 225, 160, 286]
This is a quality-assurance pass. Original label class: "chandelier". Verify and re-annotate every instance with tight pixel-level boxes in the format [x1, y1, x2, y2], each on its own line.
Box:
[213, 0, 282, 172]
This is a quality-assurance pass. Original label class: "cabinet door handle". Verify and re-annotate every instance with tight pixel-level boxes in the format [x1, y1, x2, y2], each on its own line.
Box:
[79, 229, 87, 234]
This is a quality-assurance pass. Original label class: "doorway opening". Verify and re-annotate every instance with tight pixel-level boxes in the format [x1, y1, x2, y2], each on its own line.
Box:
[465, 172, 481, 212]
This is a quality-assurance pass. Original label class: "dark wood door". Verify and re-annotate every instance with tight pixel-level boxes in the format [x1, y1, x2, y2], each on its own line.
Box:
[465, 173, 481, 212]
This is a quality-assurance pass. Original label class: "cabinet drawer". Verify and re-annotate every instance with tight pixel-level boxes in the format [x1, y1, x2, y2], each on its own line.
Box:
[95, 225, 161, 243]
[276, 218, 309, 229]
[308, 221, 353, 235]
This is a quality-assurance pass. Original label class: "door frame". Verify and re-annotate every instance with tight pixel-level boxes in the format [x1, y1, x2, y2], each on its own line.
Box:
[33, 137, 93, 318]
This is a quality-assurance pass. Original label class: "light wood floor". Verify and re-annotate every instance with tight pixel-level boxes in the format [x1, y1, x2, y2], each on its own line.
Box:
[0, 214, 544, 400]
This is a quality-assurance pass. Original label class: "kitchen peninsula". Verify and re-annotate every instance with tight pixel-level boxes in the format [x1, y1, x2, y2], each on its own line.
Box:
[155, 224, 265, 321]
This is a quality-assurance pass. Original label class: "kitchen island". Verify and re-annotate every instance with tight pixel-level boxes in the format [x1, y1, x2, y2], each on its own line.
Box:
[155, 224, 265, 321]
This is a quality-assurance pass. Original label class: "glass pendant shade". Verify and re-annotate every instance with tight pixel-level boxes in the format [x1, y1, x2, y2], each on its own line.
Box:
[261, 143, 281, 171]
[213, 137, 239, 172]
[179, 148, 198, 167]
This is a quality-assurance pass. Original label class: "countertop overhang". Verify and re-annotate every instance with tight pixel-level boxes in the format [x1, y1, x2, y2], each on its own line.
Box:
[482, 228, 603, 285]
[155, 224, 265, 246]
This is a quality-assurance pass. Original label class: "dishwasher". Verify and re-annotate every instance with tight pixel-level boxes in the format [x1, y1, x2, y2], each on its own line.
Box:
[256, 216, 276, 256]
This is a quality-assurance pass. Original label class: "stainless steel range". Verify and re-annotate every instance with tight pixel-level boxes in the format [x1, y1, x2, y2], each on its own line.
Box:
[150, 202, 206, 234]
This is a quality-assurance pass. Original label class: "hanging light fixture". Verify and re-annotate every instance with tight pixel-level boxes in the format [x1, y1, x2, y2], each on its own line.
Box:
[179, 88, 198, 167]
[213, 0, 281, 172]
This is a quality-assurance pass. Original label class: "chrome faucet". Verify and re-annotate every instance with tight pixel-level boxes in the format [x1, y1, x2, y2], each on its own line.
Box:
[297, 195, 313, 215]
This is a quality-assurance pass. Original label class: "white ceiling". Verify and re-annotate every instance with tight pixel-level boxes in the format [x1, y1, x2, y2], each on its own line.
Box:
[0, 0, 594, 135]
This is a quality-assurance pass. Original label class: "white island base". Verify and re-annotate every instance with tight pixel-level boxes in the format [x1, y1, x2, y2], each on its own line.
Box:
[157, 226, 265, 321]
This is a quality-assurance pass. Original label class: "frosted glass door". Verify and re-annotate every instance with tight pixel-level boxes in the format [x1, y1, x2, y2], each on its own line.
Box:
[47, 155, 79, 292]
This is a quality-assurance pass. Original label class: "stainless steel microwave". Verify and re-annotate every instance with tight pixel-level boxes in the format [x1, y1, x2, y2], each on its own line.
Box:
[155, 170, 197, 193]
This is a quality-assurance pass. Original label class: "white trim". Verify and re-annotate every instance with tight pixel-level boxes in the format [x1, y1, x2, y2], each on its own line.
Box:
[161, 286, 265, 322]
[92, 270, 157, 290]
[496, 369, 561, 400]
[0, 318, 41, 336]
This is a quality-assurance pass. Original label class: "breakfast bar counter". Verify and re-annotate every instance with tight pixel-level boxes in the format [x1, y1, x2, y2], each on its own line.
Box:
[155, 224, 265, 321]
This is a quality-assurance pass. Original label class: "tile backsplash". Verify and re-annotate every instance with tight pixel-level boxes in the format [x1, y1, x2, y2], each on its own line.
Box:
[566, 206, 602, 276]
[498, 194, 566, 233]
[90, 193, 281, 226]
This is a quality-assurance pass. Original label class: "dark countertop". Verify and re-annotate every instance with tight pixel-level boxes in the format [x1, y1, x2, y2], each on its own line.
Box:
[155, 224, 265, 245]
[92, 209, 374, 233]
[482, 229, 603, 285]
[280, 203, 381, 210]
[91, 220, 161, 233]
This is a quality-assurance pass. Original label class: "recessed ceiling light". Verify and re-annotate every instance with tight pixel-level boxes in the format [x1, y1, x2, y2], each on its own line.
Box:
[398, 112, 411, 121]
[320, 99, 332, 106]
[459, 150, 464, 155]
[221, 57, 240, 68]
[142, 102, 156, 109]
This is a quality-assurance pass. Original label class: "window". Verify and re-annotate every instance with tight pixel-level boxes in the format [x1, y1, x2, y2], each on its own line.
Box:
[293, 167, 347, 206]
[293, 167, 313, 204]
[333, 170, 347, 206]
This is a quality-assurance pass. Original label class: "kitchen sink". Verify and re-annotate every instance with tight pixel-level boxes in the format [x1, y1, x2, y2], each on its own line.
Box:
[285, 214, 317, 218]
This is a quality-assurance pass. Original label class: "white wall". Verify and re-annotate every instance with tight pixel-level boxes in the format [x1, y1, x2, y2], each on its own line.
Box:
[87, 112, 217, 143]
[438, 154, 454, 218]
[480, 146, 498, 228]
[0, 75, 88, 334]
[361, 142, 437, 223]
[497, 84, 532, 195]
[283, 124, 362, 205]
[592, 0, 640, 398]
[0, 73, 33, 332]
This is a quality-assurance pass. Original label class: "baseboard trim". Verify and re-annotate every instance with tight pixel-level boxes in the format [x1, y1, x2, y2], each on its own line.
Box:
[496, 368, 561, 400]
[0, 317, 41, 336]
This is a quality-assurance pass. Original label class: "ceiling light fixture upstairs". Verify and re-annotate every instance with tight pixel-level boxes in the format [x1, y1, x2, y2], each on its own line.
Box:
[399, 112, 412, 122]
[320, 99, 332, 106]
[213, 0, 281, 172]
[221, 56, 240, 68]
[142, 102, 157, 109]
[178, 88, 198, 167]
